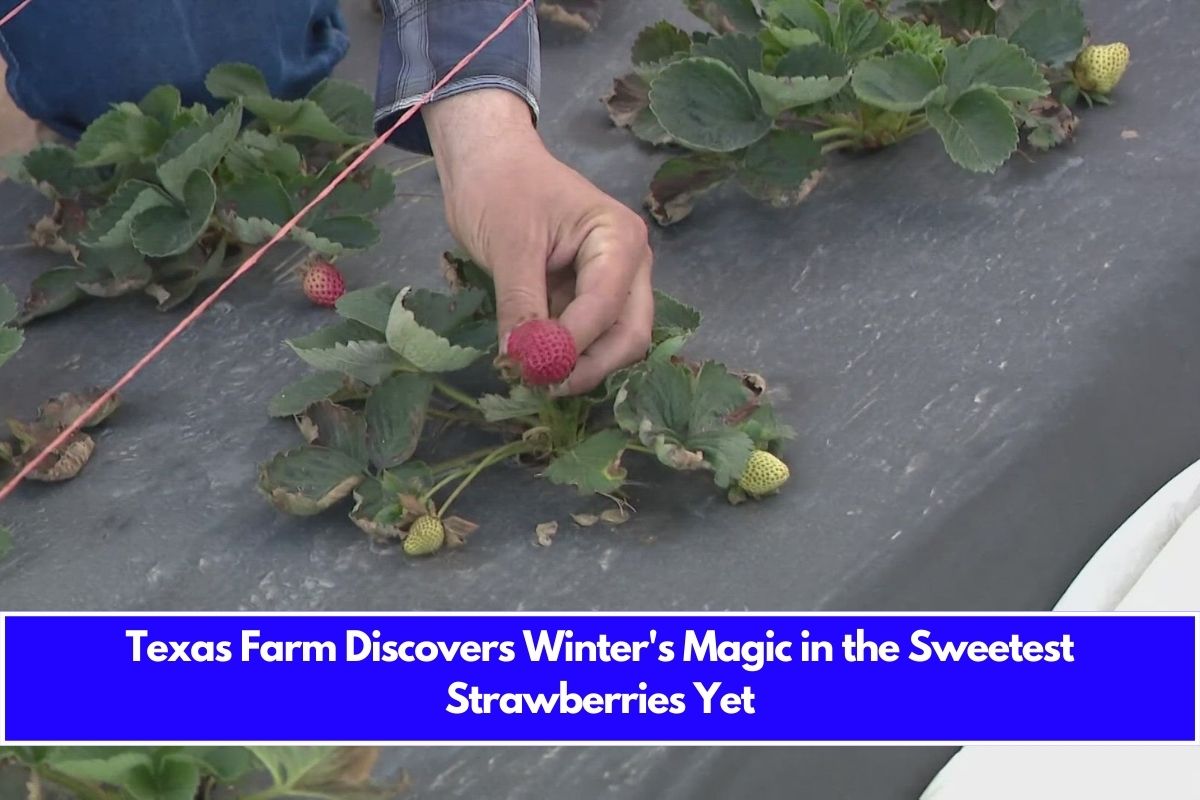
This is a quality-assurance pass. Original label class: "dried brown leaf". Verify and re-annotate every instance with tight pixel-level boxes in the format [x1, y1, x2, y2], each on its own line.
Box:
[443, 515, 479, 548]
[571, 512, 600, 527]
[534, 520, 560, 546]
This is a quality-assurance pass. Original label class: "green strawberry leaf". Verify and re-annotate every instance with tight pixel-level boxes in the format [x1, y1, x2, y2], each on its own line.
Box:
[686, 0, 762, 33]
[615, 358, 755, 487]
[299, 402, 371, 466]
[0, 284, 18, 326]
[290, 341, 405, 386]
[258, 446, 365, 516]
[995, 0, 1086, 67]
[349, 477, 410, 539]
[692, 33, 764, 85]
[336, 285, 400, 332]
[942, 36, 1049, 103]
[226, 214, 378, 257]
[927, 87, 1019, 173]
[308, 166, 396, 220]
[130, 170, 216, 258]
[364, 373, 432, 470]
[381, 461, 435, 496]
[545, 429, 630, 494]
[632, 21, 694, 71]
[649, 58, 772, 152]
[747, 44, 849, 116]
[219, 172, 294, 224]
[223, 131, 303, 179]
[269, 372, 356, 417]
[205, 62, 272, 100]
[833, 0, 893, 58]
[144, 238, 230, 311]
[851, 52, 942, 112]
[75, 104, 167, 167]
[766, 0, 832, 43]
[124, 754, 201, 800]
[48, 751, 154, 786]
[385, 290, 485, 373]
[18, 145, 105, 195]
[306, 78, 376, 139]
[652, 290, 702, 346]
[645, 152, 737, 226]
[138, 85, 182, 126]
[245, 95, 367, 144]
[480, 386, 543, 422]
[737, 128, 823, 207]
[156, 100, 242, 200]
[738, 404, 796, 448]
[291, 320, 385, 349]
[760, 24, 821, 53]
[248, 747, 394, 800]
[405, 287, 490, 338]
[0, 328, 23, 370]
[81, 180, 174, 249]
[173, 747, 257, 784]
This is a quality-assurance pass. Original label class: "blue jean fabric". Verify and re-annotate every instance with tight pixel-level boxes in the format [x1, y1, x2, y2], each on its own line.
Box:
[0, 0, 350, 140]
[0, 0, 541, 154]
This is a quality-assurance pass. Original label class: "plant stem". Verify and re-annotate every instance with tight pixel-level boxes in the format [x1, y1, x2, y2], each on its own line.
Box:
[335, 140, 372, 165]
[812, 126, 859, 142]
[437, 441, 531, 517]
[433, 379, 482, 412]
[427, 445, 510, 476]
[820, 139, 859, 154]
[626, 442, 655, 455]
[391, 156, 435, 179]
[36, 768, 118, 800]
[421, 466, 472, 504]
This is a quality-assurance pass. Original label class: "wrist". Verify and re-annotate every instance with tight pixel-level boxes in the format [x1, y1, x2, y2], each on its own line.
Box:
[424, 89, 541, 189]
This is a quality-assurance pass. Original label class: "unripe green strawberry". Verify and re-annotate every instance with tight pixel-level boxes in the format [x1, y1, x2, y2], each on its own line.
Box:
[738, 450, 790, 496]
[404, 515, 445, 557]
[1073, 43, 1130, 94]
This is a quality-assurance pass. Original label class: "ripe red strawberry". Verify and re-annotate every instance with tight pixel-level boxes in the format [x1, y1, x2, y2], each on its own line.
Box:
[506, 319, 577, 386]
[301, 260, 345, 307]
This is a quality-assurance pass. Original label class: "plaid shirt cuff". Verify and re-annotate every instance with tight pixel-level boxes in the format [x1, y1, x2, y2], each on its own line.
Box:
[373, 0, 541, 154]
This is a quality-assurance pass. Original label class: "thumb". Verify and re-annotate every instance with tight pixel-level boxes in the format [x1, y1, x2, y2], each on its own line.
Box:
[491, 254, 550, 349]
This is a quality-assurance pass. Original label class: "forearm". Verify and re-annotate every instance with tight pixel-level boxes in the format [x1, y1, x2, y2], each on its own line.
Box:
[372, 0, 541, 154]
[424, 89, 539, 194]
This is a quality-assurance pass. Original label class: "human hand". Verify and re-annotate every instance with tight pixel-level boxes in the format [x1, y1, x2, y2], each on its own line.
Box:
[423, 89, 653, 395]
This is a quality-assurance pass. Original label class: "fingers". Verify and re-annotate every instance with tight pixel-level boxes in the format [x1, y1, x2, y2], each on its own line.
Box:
[491, 250, 549, 348]
[564, 258, 654, 395]
[557, 210, 651, 356]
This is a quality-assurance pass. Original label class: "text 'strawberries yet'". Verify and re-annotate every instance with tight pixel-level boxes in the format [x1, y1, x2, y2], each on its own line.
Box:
[404, 515, 446, 557]
[738, 451, 790, 497]
[506, 319, 578, 386]
[302, 261, 346, 308]
[1073, 43, 1130, 94]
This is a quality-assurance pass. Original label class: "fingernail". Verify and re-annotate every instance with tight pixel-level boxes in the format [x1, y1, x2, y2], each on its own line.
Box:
[499, 330, 511, 356]
[548, 380, 571, 398]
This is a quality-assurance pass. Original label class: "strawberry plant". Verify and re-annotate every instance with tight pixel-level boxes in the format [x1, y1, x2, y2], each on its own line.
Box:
[604, 0, 1126, 224]
[2, 63, 395, 322]
[1, 745, 404, 800]
[259, 253, 793, 556]
[0, 388, 121, 484]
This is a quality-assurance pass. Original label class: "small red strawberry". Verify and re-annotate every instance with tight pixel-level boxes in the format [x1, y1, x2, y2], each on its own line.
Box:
[506, 319, 577, 386]
[301, 260, 345, 307]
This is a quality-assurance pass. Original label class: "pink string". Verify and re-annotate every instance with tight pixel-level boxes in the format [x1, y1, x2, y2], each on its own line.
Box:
[0, 0, 33, 28]
[0, 0, 535, 503]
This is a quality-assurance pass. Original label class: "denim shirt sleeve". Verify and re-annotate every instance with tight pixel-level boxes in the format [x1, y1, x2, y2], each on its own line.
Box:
[374, 0, 541, 154]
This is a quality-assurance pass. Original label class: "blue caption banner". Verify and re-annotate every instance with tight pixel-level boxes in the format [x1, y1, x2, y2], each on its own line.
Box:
[3, 614, 1196, 742]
